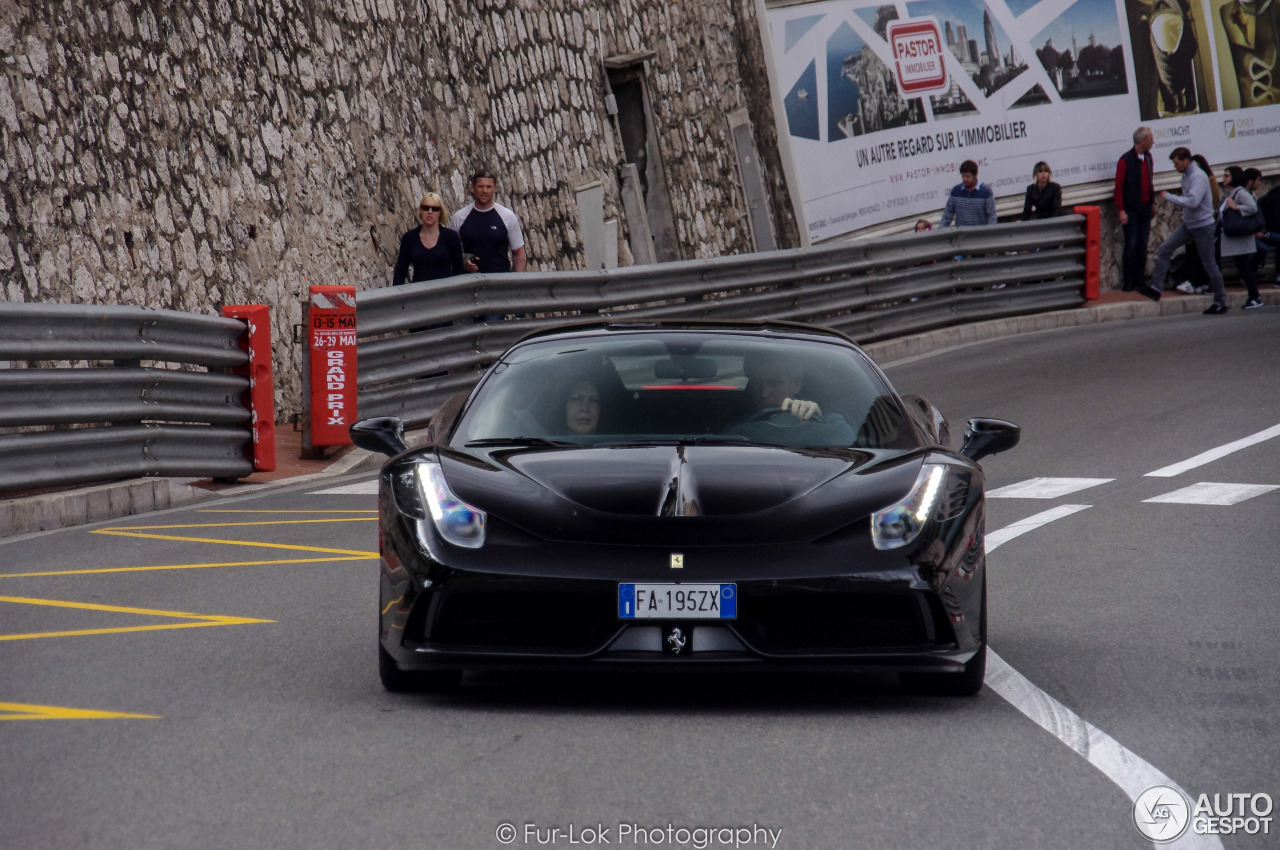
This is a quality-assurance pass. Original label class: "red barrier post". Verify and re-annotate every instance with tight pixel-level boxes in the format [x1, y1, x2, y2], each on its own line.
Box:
[221, 304, 277, 472]
[308, 285, 357, 447]
[1073, 205, 1101, 300]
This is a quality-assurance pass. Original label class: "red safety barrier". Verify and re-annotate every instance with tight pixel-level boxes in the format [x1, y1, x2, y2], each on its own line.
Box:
[1073, 205, 1101, 300]
[221, 304, 277, 472]
[308, 285, 357, 447]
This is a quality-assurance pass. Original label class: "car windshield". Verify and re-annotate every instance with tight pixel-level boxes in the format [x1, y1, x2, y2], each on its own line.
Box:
[449, 332, 919, 450]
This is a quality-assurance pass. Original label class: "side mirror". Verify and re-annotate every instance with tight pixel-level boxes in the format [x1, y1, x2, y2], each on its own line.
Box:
[960, 418, 1020, 462]
[350, 417, 409, 457]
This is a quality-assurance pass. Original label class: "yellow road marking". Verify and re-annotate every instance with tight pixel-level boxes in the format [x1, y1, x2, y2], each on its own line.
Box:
[0, 595, 273, 642]
[381, 595, 404, 615]
[100, 518, 376, 530]
[0, 555, 374, 579]
[91, 529, 376, 557]
[198, 509, 376, 514]
[0, 701, 159, 721]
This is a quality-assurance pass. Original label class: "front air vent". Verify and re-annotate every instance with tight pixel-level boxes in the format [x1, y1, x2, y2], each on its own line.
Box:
[938, 471, 970, 520]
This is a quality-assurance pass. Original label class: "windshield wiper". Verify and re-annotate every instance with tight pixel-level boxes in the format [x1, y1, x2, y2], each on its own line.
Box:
[593, 436, 753, 447]
[463, 437, 574, 448]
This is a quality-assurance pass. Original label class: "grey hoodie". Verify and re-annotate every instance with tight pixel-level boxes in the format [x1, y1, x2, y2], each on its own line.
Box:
[1164, 163, 1214, 229]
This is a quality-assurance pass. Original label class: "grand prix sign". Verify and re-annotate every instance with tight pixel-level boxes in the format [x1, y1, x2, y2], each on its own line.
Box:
[886, 18, 947, 96]
[307, 285, 357, 447]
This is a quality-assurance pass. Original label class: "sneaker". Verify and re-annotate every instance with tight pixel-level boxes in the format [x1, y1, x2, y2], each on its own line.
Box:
[1136, 283, 1162, 301]
[1243, 298, 1263, 310]
[1203, 303, 1229, 314]
[1175, 282, 1195, 294]
[1194, 285, 1209, 294]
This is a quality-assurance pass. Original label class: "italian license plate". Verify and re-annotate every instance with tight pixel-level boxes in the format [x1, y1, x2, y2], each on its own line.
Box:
[618, 583, 736, 619]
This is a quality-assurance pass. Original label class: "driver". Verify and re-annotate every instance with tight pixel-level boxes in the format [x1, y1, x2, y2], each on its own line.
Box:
[733, 355, 856, 442]
[748, 360, 823, 421]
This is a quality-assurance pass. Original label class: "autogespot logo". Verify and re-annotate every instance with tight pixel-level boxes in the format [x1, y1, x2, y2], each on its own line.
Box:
[1134, 785, 1191, 842]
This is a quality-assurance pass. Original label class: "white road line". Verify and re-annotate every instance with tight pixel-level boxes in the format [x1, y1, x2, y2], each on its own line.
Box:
[987, 477, 1114, 499]
[987, 653, 1222, 849]
[309, 480, 379, 496]
[1145, 423, 1280, 478]
[1144, 482, 1280, 506]
[985, 508, 1221, 848]
[985, 505, 1091, 551]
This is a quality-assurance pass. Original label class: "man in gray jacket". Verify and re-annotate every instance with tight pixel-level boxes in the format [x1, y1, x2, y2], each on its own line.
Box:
[1142, 147, 1229, 314]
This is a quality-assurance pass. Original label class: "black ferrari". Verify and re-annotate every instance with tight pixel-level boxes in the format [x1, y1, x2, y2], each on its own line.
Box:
[352, 321, 1019, 695]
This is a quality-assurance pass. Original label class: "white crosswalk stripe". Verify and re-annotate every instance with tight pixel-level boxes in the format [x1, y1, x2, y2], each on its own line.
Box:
[986, 477, 1113, 499]
[1143, 482, 1280, 506]
[309, 480, 379, 496]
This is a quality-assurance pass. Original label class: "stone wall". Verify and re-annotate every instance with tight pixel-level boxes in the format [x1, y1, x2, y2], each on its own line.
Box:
[0, 0, 801, 419]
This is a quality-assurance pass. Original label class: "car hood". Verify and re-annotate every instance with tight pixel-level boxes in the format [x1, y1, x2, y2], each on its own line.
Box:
[439, 445, 925, 546]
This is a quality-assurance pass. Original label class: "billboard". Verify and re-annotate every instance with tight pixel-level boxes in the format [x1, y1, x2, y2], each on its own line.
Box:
[767, 0, 1280, 241]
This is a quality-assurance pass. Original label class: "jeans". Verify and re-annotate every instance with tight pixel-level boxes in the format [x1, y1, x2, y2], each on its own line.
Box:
[1255, 233, 1280, 280]
[1121, 205, 1153, 289]
[1151, 223, 1226, 306]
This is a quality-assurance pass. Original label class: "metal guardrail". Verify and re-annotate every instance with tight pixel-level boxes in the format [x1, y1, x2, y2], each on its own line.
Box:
[353, 216, 1092, 427]
[0, 303, 256, 494]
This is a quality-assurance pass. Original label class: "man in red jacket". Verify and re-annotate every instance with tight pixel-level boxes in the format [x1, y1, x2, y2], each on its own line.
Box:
[1114, 127, 1155, 291]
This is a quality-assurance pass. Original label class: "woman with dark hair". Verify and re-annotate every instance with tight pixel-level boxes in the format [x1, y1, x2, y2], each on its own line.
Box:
[392, 191, 465, 286]
[563, 378, 602, 435]
[1219, 166, 1263, 309]
[1193, 155, 1221, 210]
[1021, 161, 1062, 220]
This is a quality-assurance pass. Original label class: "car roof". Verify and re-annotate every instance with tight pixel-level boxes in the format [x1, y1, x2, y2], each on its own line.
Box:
[512, 319, 860, 348]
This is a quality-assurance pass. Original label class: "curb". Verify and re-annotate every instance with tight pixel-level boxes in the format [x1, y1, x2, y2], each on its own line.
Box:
[0, 477, 215, 539]
[4, 288, 1276, 539]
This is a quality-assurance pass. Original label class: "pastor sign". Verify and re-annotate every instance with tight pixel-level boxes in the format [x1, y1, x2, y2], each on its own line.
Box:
[887, 18, 948, 95]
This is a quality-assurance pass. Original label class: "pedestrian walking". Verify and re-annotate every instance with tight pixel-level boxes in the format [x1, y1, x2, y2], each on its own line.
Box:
[392, 192, 465, 286]
[1143, 147, 1229, 314]
[1219, 166, 1263, 310]
[939, 160, 996, 227]
[1114, 127, 1155, 292]
[450, 169, 527, 274]
[1021, 162, 1062, 220]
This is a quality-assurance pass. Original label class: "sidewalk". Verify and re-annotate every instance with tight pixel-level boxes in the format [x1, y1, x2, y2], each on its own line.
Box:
[861, 284, 1279, 365]
[3, 284, 1276, 538]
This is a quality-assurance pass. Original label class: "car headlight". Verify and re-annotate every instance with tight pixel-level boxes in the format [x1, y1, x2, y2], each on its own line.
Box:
[391, 460, 486, 548]
[419, 462, 486, 548]
[871, 463, 946, 550]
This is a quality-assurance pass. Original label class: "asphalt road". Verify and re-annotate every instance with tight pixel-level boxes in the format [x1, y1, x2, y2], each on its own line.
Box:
[2, 309, 1278, 850]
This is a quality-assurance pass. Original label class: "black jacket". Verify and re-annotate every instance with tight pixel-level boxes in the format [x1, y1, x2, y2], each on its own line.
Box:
[1258, 186, 1280, 231]
[1022, 182, 1062, 220]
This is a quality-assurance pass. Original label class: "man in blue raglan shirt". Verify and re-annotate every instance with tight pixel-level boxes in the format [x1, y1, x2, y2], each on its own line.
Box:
[939, 160, 997, 227]
[450, 169, 527, 274]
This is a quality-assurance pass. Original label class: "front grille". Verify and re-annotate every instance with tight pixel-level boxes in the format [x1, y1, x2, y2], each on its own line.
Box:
[736, 592, 931, 653]
[429, 589, 617, 653]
